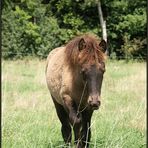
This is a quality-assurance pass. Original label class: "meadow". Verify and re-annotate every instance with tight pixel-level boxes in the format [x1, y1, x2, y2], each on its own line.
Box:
[2, 58, 146, 148]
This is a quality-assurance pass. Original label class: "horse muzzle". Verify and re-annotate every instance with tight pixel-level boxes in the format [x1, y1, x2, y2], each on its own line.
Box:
[88, 95, 101, 110]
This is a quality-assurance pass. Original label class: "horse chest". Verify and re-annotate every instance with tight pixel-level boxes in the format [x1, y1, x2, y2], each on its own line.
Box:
[71, 84, 88, 108]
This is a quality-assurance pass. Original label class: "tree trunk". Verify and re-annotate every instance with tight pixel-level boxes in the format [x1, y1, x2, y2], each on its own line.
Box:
[96, 0, 108, 54]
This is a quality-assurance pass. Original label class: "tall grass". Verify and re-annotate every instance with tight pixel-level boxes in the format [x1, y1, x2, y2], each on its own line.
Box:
[2, 59, 146, 148]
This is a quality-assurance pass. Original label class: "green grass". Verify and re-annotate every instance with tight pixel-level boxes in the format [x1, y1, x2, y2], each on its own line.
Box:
[2, 59, 146, 148]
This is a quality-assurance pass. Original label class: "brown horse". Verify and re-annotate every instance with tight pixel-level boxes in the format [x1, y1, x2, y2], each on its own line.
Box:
[46, 34, 107, 148]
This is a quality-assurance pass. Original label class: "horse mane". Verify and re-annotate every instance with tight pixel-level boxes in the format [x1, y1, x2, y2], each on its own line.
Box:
[65, 33, 106, 66]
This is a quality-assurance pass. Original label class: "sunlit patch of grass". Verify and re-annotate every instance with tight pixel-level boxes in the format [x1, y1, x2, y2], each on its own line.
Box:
[2, 59, 146, 148]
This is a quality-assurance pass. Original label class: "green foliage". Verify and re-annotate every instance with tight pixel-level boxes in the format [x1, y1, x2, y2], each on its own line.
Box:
[121, 35, 146, 60]
[2, 7, 25, 59]
[37, 17, 62, 58]
[2, 0, 146, 59]
[105, 0, 146, 59]
[2, 5, 40, 58]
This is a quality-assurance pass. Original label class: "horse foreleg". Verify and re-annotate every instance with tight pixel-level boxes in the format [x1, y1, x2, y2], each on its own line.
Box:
[63, 95, 81, 125]
[73, 118, 82, 148]
[52, 96, 72, 144]
[81, 110, 93, 148]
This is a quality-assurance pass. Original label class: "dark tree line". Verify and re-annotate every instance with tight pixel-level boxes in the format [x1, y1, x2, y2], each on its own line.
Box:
[2, 0, 146, 59]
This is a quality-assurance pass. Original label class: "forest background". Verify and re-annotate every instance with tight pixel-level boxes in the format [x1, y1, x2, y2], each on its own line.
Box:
[2, 0, 147, 60]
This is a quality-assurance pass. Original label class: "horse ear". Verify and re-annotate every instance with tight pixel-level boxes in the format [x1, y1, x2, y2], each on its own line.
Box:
[99, 39, 107, 53]
[78, 38, 86, 51]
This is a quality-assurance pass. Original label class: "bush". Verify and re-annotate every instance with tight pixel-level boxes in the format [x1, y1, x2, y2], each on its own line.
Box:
[37, 17, 62, 58]
[121, 34, 146, 60]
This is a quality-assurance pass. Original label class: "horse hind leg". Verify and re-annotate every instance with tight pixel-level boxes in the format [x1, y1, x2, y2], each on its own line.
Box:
[51, 96, 72, 144]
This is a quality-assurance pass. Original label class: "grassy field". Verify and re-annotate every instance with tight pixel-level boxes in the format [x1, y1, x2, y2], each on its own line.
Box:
[2, 59, 146, 148]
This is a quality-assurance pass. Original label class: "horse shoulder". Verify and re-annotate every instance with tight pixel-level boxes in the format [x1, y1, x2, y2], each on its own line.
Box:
[60, 65, 73, 99]
[46, 46, 66, 105]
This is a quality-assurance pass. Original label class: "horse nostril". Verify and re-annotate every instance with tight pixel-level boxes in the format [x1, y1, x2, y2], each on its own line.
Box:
[97, 100, 101, 106]
[88, 100, 92, 104]
[88, 99, 101, 109]
[92, 101, 100, 107]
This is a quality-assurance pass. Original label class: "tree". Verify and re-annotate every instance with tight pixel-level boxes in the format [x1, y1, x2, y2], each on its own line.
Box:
[96, 0, 108, 54]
